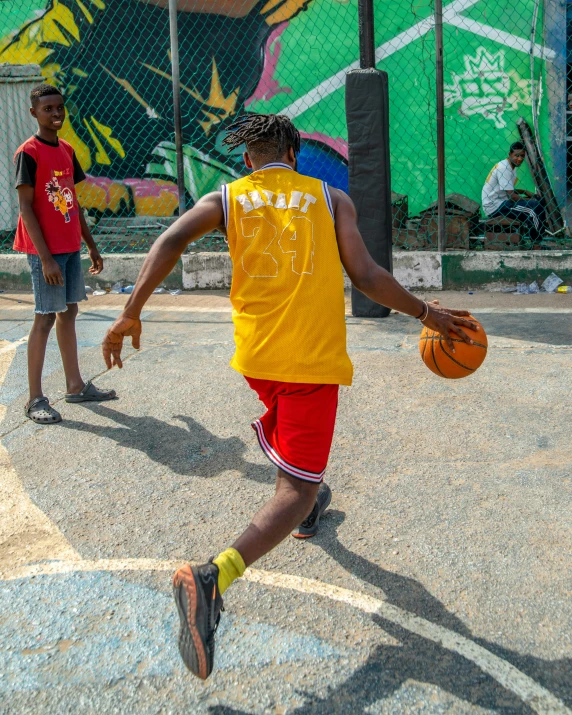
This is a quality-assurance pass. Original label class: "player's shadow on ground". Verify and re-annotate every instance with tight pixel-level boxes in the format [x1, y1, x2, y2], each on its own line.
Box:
[60, 404, 274, 484]
[209, 510, 570, 714]
[298, 509, 571, 714]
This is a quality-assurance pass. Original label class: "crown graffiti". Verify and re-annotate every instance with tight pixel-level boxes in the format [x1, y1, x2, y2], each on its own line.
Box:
[466, 48, 504, 76]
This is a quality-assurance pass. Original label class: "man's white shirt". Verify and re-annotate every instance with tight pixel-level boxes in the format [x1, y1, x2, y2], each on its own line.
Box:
[482, 159, 517, 216]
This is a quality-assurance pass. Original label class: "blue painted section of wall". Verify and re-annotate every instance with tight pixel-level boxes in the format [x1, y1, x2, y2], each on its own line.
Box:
[298, 141, 349, 193]
[546, 0, 568, 208]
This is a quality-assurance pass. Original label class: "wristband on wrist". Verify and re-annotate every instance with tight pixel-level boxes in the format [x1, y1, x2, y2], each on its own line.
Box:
[415, 301, 429, 322]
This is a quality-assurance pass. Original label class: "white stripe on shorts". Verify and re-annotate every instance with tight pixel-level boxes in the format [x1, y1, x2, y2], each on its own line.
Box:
[252, 419, 325, 483]
[509, 205, 540, 230]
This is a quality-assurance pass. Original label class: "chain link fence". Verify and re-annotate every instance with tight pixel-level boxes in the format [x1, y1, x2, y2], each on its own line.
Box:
[0, 0, 569, 253]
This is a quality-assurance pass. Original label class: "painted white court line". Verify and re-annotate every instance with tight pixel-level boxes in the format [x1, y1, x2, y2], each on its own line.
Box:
[0, 337, 79, 570]
[0, 305, 234, 313]
[0, 336, 28, 354]
[82, 306, 572, 315]
[1, 557, 569, 714]
[391, 307, 572, 314]
[4, 304, 572, 316]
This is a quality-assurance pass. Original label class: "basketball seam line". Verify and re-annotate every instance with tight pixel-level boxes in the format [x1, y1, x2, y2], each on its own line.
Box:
[421, 334, 429, 361]
[439, 338, 476, 372]
[431, 337, 446, 377]
[424, 336, 487, 349]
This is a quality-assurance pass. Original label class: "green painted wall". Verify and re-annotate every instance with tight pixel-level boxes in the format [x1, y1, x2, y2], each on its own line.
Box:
[0, 0, 560, 224]
[254, 0, 550, 214]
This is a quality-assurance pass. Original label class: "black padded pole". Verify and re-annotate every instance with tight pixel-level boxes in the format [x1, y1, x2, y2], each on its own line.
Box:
[346, 68, 393, 318]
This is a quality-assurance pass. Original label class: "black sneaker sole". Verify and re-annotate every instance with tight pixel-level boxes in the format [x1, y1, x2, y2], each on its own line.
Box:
[292, 486, 332, 539]
[173, 565, 210, 680]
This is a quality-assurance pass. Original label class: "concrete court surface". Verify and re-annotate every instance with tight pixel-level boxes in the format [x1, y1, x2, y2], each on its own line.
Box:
[0, 289, 571, 714]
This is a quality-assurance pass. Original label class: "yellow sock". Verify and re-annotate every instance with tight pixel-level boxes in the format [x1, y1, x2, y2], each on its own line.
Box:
[213, 547, 246, 595]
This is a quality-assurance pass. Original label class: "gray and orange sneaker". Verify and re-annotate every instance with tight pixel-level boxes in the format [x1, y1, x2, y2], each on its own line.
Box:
[292, 482, 332, 539]
[173, 560, 224, 680]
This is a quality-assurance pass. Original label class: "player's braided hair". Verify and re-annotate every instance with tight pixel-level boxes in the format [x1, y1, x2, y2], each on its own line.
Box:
[222, 114, 301, 161]
[30, 83, 63, 106]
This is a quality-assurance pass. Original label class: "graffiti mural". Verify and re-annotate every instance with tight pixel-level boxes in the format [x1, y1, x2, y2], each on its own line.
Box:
[444, 48, 531, 130]
[0, 0, 557, 223]
[0, 0, 348, 218]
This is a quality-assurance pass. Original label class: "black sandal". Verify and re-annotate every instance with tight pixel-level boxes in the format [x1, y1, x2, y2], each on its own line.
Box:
[65, 379, 117, 403]
[25, 397, 62, 424]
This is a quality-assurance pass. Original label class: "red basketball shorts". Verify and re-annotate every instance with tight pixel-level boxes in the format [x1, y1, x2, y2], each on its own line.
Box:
[245, 377, 339, 484]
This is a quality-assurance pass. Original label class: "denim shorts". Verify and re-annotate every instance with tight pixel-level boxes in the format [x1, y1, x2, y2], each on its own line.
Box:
[27, 251, 87, 314]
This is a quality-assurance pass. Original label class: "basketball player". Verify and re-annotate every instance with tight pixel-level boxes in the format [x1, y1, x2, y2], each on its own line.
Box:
[101, 114, 475, 680]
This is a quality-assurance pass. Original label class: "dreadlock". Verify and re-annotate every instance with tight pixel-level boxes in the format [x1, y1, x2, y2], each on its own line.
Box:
[30, 83, 63, 106]
[223, 114, 301, 162]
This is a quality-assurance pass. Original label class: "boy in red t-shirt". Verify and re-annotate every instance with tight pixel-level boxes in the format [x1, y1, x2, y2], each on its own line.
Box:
[15, 84, 117, 424]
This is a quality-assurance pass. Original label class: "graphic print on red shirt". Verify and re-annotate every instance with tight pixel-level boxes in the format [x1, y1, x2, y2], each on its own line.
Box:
[13, 135, 86, 254]
[45, 176, 74, 224]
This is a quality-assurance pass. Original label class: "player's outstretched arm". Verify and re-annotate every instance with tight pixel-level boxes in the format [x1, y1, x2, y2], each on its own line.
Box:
[102, 192, 224, 369]
[331, 188, 476, 349]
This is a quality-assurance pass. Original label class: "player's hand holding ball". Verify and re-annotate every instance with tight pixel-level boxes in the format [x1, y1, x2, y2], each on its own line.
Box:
[422, 301, 476, 350]
[420, 301, 487, 379]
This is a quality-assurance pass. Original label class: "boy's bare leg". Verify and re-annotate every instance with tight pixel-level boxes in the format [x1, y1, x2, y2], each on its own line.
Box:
[27, 313, 56, 400]
[55, 304, 84, 394]
[232, 469, 320, 566]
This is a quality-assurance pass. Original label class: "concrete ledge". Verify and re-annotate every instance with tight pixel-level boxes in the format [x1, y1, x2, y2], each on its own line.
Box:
[2, 251, 572, 292]
[181, 251, 444, 290]
[0, 254, 183, 291]
[393, 252, 442, 289]
[182, 253, 232, 290]
[0, 255, 31, 289]
[442, 251, 572, 290]
[89, 255, 183, 289]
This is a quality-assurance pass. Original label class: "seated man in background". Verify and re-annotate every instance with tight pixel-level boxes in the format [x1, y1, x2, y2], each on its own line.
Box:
[482, 142, 546, 246]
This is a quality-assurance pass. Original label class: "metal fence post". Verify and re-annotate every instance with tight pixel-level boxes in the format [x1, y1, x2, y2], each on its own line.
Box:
[168, 0, 186, 217]
[435, 0, 446, 252]
[358, 0, 375, 68]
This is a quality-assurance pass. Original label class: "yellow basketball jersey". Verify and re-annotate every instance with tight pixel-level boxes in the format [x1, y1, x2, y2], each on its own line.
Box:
[224, 163, 353, 386]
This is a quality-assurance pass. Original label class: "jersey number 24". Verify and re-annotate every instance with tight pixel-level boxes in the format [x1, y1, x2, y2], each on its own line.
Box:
[240, 216, 315, 278]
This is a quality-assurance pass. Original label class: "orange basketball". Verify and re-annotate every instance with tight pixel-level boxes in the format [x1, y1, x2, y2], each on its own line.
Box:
[419, 316, 487, 379]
